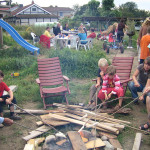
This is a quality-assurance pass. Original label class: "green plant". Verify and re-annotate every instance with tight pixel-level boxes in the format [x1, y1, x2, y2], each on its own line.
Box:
[49, 48, 108, 78]
[126, 18, 135, 34]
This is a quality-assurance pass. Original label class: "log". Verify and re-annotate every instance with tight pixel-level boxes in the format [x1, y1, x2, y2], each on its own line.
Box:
[53, 103, 131, 125]
[3, 85, 18, 95]
[49, 113, 119, 134]
[98, 108, 132, 114]
[24, 138, 45, 150]
[40, 114, 69, 126]
[85, 138, 105, 149]
[64, 113, 121, 133]
[98, 132, 117, 139]
[109, 139, 123, 149]
[36, 121, 43, 126]
[23, 125, 51, 141]
[4, 109, 65, 114]
[67, 131, 87, 150]
[132, 133, 142, 150]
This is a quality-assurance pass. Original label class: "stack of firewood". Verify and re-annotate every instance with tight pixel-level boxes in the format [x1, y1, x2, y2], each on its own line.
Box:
[22, 103, 131, 149]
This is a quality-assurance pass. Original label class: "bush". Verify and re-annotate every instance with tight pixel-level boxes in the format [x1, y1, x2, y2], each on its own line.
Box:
[49, 48, 108, 78]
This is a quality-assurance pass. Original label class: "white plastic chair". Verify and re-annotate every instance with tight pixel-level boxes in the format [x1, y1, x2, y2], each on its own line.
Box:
[77, 38, 91, 51]
[67, 35, 79, 50]
[31, 32, 39, 44]
[88, 38, 94, 49]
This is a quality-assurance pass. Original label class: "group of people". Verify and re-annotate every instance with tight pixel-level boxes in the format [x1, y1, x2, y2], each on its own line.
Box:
[40, 22, 97, 49]
[86, 55, 150, 131]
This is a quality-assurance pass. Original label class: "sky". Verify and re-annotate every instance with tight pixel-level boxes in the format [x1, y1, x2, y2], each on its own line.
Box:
[12, 0, 150, 11]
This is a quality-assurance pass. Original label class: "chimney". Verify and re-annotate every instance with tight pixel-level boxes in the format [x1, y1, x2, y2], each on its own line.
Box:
[32, 0, 34, 4]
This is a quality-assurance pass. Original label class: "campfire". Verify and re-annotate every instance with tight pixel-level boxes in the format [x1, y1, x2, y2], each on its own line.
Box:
[20, 103, 131, 150]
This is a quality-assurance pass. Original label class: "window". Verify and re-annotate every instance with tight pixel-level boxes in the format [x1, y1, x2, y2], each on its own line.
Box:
[32, 8, 36, 11]
[59, 12, 63, 17]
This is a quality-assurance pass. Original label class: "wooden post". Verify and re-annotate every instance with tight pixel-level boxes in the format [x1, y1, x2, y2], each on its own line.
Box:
[132, 133, 142, 150]
[0, 26, 3, 47]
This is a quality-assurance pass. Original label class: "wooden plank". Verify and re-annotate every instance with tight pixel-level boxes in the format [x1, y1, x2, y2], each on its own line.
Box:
[98, 108, 131, 114]
[132, 133, 142, 150]
[67, 131, 87, 150]
[3, 85, 18, 95]
[49, 113, 119, 134]
[85, 138, 105, 149]
[98, 132, 117, 139]
[22, 125, 51, 141]
[109, 139, 123, 149]
[40, 114, 69, 126]
[4, 109, 65, 114]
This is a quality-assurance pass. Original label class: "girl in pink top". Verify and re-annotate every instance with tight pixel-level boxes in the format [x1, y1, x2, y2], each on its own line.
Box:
[98, 65, 124, 110]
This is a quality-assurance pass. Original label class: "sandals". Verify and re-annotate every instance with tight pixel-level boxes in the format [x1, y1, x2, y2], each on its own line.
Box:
[139, 122, 150, 130]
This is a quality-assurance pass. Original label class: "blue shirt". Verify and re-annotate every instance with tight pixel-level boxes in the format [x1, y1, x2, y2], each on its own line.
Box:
[78, 33, 87, 44]
[0, 117, 4, 124]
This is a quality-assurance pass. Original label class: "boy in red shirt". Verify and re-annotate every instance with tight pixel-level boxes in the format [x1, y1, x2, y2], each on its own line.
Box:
[0, 70, 21, 120]
[87, 28, 96, 39]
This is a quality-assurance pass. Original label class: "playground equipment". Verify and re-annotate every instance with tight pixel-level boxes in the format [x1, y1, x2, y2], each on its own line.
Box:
[0, 19, 40, 55]
[103, 33, 124, 54]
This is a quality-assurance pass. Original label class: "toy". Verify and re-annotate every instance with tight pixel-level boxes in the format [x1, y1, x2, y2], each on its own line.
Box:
[103, 33, 124, 54]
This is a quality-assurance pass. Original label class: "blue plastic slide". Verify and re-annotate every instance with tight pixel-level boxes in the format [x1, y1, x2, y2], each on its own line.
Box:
[0, 19, 40, 54]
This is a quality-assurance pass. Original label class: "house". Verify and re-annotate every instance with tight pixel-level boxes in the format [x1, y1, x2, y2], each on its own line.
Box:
[4, 1, 58, 25]
[43, 6, 74, 19]
[3, 1, 74, 25]
[0, 0, 11, 18]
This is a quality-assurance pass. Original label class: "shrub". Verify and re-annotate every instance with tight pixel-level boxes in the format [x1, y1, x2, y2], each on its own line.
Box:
[49, 48, 108, 78]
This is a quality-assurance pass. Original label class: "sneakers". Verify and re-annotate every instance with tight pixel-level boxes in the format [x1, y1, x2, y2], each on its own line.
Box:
[10, 114, 22, 120]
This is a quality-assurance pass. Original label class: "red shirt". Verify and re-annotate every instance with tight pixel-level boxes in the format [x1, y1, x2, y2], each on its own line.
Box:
[0, 82, 10, 97]
[87, 32, 96, 38]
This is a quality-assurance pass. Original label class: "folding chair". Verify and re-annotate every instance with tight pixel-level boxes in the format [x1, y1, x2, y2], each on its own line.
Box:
[112, 57, 134, 94]
[36, 57, 70, 109]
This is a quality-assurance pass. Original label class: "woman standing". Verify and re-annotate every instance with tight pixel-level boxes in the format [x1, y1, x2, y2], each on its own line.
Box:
[117, 19, 127, 44]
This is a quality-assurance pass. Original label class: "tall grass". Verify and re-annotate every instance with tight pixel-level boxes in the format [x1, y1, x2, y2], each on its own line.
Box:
[49, 48, 108, 78]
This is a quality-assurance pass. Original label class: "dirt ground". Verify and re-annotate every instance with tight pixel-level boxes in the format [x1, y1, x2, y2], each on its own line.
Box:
[0, 48, 150, 150]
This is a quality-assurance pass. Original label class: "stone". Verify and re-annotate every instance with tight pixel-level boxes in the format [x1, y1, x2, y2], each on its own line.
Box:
[103, 141, 114, 150]
[45, 135, 55, 144]
[101, 135, 108, 141]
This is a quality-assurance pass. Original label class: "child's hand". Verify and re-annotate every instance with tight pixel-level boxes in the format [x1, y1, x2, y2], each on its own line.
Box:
[139, 95, 144, 101]
[95, 83, 100, 88]
[5, 99, 12, 105]
[100, 71, 104, 78]
[134, 82, 140, 87]
[105, 92, 108, 100]
[108, 92, 112, 99]
[0, 98, 4, 102]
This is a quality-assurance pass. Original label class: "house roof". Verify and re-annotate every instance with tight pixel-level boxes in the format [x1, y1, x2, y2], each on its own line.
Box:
[43, 6, 74, 12]
[0, 7, 10, 11]
[11, 4, 32, 16]
[15, 14, 58, 18]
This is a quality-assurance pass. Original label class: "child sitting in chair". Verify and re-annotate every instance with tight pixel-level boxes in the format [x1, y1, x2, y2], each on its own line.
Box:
[98, 65, 124, 110]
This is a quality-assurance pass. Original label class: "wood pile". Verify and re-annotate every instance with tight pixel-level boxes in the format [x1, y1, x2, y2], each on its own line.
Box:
[22, 103, 131, 150]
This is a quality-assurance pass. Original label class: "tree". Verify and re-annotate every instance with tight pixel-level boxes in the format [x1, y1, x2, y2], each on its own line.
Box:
[102, 0, 114, 11]
[87, 0, 100, 16]
[118, 2, 138, 17]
